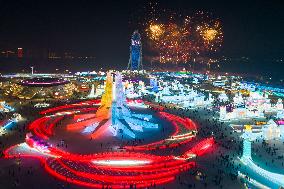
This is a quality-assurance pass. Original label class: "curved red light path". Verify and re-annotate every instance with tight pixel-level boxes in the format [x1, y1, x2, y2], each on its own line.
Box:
[3, 100, 214, 188]
[3, 137, 213, 189]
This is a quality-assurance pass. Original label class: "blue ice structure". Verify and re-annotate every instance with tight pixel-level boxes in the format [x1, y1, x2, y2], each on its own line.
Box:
[238, 129, 284, 188]
[127, 30, 142, 70]
[109, 72, 158, 138]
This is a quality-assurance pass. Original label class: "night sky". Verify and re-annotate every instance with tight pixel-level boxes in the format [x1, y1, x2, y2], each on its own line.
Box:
[0, 0, 283, 71]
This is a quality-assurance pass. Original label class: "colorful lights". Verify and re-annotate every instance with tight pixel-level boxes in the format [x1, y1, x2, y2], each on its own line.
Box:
[2, 72, 216, 188]
[19, 77, 69, 87]
[2, 98, 213, 188]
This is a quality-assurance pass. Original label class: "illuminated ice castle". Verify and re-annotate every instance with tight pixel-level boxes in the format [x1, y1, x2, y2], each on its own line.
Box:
[75, 72, 158, 138]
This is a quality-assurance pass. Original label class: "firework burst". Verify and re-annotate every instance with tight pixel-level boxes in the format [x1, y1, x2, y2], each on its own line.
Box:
[146, 18, 193, 63]
[196, 20, 223, 52]
[143, 8, 223, 64]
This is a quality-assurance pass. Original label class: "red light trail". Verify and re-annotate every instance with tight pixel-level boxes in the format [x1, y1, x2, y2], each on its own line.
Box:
[3, 100, 214, 188]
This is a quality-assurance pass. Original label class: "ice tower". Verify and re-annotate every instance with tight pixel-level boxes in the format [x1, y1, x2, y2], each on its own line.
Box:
[127, 30, 142, 70]
[69, 72, 158, 139]
[241, 125, 253, 160]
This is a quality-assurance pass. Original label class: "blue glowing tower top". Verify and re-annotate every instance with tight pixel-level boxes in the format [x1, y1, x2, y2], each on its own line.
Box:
[128, 30, 142, 70]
